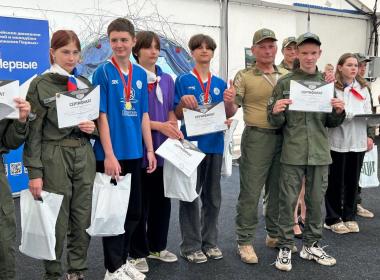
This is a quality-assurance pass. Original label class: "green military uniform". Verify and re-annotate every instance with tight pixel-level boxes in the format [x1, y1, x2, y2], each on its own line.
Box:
[0, 119, 28, 280]
[268, 68, 345, 248]
[234, 63, 288, 245]
[23, 73, 96, 280]
[278, 60, 292, 71]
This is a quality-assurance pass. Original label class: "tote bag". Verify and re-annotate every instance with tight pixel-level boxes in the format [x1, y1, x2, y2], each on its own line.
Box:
[86, 173, 131, 236]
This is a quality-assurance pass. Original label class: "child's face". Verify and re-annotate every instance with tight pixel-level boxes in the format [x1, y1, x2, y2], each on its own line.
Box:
[138, 39, 160, 67]
[109, 31, 136, 59]
[191, 42, 214, 64]
[50, 41, 80, 73]
[296, 43, 321, 72]
[338, 57, 358, 81]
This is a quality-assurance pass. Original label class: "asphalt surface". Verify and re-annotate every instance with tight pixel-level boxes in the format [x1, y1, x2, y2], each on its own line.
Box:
[13, 159, 380, 280]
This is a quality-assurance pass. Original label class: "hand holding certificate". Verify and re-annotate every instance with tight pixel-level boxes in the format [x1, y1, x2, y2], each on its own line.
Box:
[288, 80, 334, 112]
[156, 138, 205, 177]
[0, 80, 19, 120]
[183, 102, 228, 137]
[56, 86, 100, 128]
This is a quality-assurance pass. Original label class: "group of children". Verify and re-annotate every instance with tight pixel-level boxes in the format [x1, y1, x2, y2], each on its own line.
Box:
[0, 16, 377, 280]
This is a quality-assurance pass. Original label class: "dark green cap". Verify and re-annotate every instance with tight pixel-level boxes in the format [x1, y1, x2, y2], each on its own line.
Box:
[282, 36, 297, 49]
[354, 53, 371, 63]
[253, 28, 277, 44]
[296, 32, 321, 46]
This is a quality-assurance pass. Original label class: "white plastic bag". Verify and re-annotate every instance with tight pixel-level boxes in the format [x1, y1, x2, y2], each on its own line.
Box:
[221, 119, 238, 177]
[19, 190, 63, 260]
[163, 160, 198, 202]
[86, 173, 131, 236]
[359, 145, 380, 188]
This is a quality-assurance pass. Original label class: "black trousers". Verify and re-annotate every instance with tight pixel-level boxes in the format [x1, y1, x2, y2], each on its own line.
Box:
[96, 159, 142, 273]
[325, 151, 365, 225]
[130, 167, 171, 258]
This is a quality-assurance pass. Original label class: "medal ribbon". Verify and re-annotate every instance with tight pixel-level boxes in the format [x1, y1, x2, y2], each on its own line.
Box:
[350, 87, 365, 100]
[111, 56, 133, 102]
[193, 68, 211, 104]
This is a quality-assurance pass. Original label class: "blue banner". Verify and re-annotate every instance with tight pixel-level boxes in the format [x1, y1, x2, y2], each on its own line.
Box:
[0, 16, 49, 193]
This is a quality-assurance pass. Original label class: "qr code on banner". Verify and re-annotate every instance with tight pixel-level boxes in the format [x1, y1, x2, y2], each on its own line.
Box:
[4, 164, 8, 176]
[10, 162, 22, 175]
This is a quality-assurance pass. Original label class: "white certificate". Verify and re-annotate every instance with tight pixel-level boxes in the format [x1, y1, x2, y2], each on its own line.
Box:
[183, 102, 228, 137]
[6, 75, 37, 119]
[288, 80, 334, 113]
[56, 86, 100, 129]
[0, 80, 19, 120]
[155, 138, 205, 177]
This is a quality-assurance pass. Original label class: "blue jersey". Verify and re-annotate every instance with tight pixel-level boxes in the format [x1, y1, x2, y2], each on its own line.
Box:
[174, 72, 226, 154]
[92, 60, 148, 160]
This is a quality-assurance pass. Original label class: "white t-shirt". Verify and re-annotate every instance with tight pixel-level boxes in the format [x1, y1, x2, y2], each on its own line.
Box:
[328, 79, 372, 152]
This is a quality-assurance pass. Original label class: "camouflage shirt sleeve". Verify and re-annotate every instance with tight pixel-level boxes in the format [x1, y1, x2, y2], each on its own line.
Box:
[233, 70, 245, 107]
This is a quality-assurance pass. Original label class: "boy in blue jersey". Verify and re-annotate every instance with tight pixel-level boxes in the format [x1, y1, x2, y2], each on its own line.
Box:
[174, 34, 236, 263]
[92, 18, 156, 280]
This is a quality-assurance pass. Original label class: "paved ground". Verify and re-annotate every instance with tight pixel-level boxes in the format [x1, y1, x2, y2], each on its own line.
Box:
[13, 159, 380, 280]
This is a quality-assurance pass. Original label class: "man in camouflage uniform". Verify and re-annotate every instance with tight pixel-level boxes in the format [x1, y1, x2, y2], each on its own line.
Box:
[231, 28, 288, 264]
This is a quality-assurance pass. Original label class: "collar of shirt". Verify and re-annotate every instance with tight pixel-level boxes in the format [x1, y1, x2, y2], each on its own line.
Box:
[251, 64, 283, 76]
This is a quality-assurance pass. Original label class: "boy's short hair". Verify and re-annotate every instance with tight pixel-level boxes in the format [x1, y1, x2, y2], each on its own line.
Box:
[132, 31, 161, 62]
[188, 34, 217, 51]
[107, 18, 135, 37]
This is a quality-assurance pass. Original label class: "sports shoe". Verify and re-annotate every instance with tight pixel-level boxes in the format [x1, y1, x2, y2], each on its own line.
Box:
[104, 267, 131, 280]
[300, 242, 336, 266]
[65, 272, 85, 280]
[324, 221, 350, 234]
[357, 204, 374, 218]
[203, 247, 223, 260]
[265, 235, 278, 248]
[275, 247, 292, 271]
[344, 221, 360, 233]
[129, 258, 149, 273]
[148, 250, 178, 262]
[121, 261, 146, 280]
[237, 244, 258, 264]
[180, 250, 208, 264]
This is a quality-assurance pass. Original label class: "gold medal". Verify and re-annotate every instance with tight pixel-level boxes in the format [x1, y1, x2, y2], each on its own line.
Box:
[125, 101, 132, 110]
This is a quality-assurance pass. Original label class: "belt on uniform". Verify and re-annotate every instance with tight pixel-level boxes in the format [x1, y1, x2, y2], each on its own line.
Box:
[247, 126, 282, 135]
[43, 138, 88, 147]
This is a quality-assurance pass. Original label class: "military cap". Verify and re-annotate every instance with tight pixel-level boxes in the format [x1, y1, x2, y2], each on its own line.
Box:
[354, 53, 371, 63]
[296, 32, 321, 46]
[253, 28, 277, 44]
[282, 36, 297, 49]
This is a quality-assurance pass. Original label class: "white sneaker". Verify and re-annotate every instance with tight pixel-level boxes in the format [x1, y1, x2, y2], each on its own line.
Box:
[300, 242, 336, 266]
[129, 258, 149, 273]
[275, 248, 292, 271]
[357, 204, 374, 218]
[104, 267, 131, 280]
[148, 250, 178, 262]
[122, 261, 146, 280]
